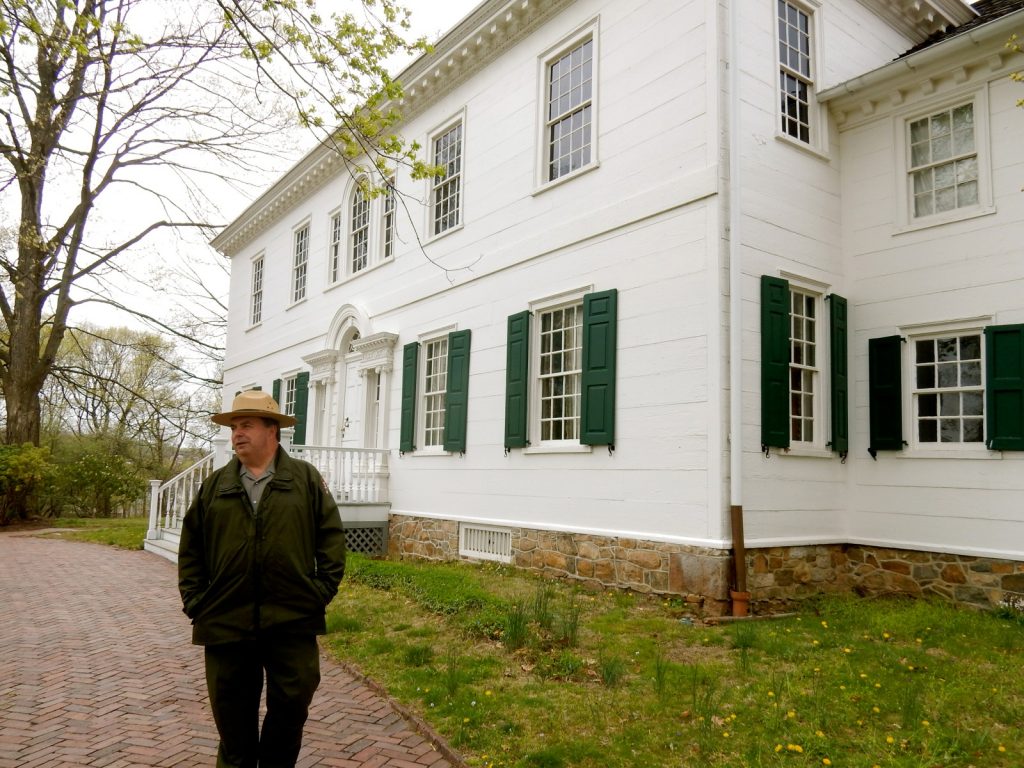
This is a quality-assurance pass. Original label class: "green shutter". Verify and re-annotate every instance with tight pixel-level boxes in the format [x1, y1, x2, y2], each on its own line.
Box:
[272, 378, 281, 406]
[581, 289, 617, 446]
[504, 311, 530, 449]
[868, 335, 904, 456]
[443, 329, 472, 453]
[292, 371, 310, 445]
[828, 294, 849, 456]
[761, 275, 790, 450]
[399, 342, 419, 454]
[985, 324, 1024, 451]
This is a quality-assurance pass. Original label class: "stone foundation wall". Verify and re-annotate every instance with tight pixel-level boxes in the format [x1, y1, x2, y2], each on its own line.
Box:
[387, 515, 1024, 613]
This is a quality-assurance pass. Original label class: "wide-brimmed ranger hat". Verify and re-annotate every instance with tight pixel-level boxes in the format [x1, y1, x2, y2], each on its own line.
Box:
[212, 390, 297, 428]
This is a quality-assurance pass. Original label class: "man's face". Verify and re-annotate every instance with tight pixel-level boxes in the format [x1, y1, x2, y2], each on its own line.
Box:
[229, 416, 278, 467]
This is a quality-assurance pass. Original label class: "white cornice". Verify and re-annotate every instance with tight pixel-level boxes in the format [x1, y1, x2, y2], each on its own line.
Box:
[857, 0, 976, 42]
[211, 0, 574, 258]
[820, 10, 1023, 129]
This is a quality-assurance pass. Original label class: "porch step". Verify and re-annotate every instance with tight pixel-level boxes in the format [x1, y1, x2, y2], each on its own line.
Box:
[144, 531, 180, 564]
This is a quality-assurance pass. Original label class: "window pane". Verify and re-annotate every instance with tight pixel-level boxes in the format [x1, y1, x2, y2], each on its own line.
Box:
[918, 393, 937, 417]
[937, 363, 958, 388]
[940, 392, 959, 416]
[937, 338, 957, 361]
[917, 366, 936, 389]
[940, 419, 960, 442]
[919, 420, 937, 442]
[963, 418, 983, 442]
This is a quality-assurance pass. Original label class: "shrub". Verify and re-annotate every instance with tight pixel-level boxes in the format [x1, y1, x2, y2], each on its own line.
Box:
[0, 443, 56, 524]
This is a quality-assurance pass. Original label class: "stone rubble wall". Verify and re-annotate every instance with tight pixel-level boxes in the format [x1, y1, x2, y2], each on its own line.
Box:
[387, 515, 1024, 613]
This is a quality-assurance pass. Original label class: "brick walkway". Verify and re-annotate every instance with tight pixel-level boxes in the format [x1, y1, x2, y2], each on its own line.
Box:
[0, 534, 461, 768]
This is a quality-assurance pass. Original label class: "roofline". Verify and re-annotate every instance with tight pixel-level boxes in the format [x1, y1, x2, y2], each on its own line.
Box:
[819, 8, 1024, 103]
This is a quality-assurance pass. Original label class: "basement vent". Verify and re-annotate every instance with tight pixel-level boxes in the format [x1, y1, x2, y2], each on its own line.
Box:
[459, 523, 513, 563]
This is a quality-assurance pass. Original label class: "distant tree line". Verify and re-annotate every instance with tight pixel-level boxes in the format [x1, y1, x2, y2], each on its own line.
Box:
[0, 324, 217, 524]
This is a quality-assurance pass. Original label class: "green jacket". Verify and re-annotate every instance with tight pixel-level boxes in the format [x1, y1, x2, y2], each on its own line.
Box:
[177, 447, 346, 645]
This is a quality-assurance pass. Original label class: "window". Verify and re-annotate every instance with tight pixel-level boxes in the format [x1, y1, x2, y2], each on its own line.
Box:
[329, 211, 342, 283]
[912, 334, 984, 445]
[432, 122, 463, 235]
[761, 276, 847, 456]
[292, 223, 309, 304]
[908, 103, 977, 219]
[789, 289, 818, 443]
[282, 376, 298, 420]
[545, 36, 594, 181]
[272, 372, 309, 445]
[538, 303, 583, 442]
[422, 337, 448, 448]
[869, 323, 1024, 455]
[350, 186, 369, 274]
[777, 0, 813, 144]
[399, 330, 473, 454]
[504, 289, 618, 451]
[249, 255, 264, 326]
[382, 179, 395, 260]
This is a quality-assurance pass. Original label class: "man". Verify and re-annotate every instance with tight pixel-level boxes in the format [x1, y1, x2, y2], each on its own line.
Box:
[178, 390, 346, 768]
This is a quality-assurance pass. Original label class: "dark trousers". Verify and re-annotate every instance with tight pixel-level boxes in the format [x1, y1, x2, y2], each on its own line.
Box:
[204, 634, 321, 768]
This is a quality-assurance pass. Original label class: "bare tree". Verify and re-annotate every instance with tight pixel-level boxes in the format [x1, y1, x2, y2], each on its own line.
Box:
[0, 0, 433, 518]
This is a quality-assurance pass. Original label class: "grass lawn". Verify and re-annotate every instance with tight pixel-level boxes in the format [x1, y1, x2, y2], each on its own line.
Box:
[18, 515, 150, 550]
[325, 555, 1024, 768]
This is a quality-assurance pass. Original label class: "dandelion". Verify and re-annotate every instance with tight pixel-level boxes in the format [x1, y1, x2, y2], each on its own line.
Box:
[787, 710, 796, 719]
[922, 720, 930, 727]
[722, 732, 730, 738]
[872, 706, 880, 713]
[768, 691, 775, 697]
[485, 690, 493, 696]
[823, 759, 832, 766]
[463, 717, 470, 723]
[815, 730, 825, 737]
[775, 744, 784, 753]
[821, 621, 829, 628]
[883, 632, 891, 639]
[999, 745, 1007, 753]
[860, 673, 868, 678]
[787, 744, 804, 753]
[843, 647, 852, 654]
[875, 683, 881, 688]
[886, 735, 895, 744]
[812, 640, 820, 646]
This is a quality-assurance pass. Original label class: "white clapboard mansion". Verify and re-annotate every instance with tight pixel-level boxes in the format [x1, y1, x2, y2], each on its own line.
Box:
[146, 0, 1024, 615]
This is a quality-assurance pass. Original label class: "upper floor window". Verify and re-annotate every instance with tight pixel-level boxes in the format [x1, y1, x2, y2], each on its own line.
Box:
[249, 255, 264, 326]
[546, 36, 594, 181]
[908, 103, 977, 219]
[292, 223, 309, 304]
[432, 122, 463, 236]
[329, 211, 342, 283]
[350, 186, 370, 274]
[382, 179, 396, 260]
[778, 0, 814, 144]
[282, 375, 298, 420]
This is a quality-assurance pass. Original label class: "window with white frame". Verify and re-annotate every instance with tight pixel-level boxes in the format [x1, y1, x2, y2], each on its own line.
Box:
[249, 255, 264, 326]
[789, 288, 819, 443]
[291, 223, 309, 304]
[545, 35, 594, 182]
[350, 186, 369, 274]
[328, 211, 342, 283]
[908, 102, 978, 219]
[911, 333, 984, 445]
[777, 0, 814, 144]
[283, 375, 298, 420]
[382, 178, 395, 260]
[432, 122, 463, 235]
[537, 301, 583, 442]
[421, 336, 449, 447]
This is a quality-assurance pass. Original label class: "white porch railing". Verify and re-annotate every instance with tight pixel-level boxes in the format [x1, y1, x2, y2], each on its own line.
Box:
[147, 441, 391, 546]
[147, 452, 217, 541]
[285, 444, 390, 504]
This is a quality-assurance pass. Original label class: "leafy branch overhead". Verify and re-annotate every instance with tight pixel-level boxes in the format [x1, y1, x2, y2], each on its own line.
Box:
[0, 0, 429, 508]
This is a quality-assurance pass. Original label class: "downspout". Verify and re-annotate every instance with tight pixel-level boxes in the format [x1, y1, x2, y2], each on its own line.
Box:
[727, 0, 748, 614]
